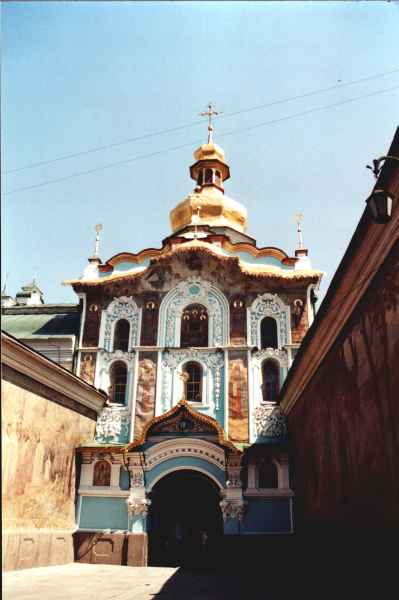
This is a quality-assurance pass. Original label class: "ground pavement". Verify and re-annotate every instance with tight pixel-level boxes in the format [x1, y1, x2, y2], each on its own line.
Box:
[2, 563, 262, 600]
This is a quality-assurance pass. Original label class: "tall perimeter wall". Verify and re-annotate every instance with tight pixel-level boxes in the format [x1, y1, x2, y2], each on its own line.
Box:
[281, 129, 399, 533]
[1, 332, 105, 571]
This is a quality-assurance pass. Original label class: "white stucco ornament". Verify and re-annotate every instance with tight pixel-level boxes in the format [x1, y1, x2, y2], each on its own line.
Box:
[254, 403, 287, 438]
[125, 495, 151, 517]
[95, 407, 130, 442]
[219, 499, 247, 521]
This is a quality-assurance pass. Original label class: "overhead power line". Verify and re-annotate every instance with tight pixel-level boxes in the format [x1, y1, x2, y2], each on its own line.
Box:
[4, 84, 399, 196]
[5, 67, 399, 174]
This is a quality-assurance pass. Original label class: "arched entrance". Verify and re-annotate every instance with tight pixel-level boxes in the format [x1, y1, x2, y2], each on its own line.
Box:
[148, 470, 223, 567]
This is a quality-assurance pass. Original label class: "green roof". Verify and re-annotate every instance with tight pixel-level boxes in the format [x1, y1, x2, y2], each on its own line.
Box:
[2, 312, 80, 339]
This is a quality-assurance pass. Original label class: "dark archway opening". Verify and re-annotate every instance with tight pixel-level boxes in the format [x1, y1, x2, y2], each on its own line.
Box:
[148, 470, 223, 567]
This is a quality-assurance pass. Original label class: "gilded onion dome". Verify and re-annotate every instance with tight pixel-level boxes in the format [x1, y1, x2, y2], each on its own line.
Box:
[170, 104, 248, 234]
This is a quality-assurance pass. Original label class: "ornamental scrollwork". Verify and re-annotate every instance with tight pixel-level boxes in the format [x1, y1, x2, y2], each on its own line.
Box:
[252, 347, 288, 368]
[130, 471, 145, 488]
[249, 293, 290, 348]
[219, 499, 247, 521]
[159, 278, 229, 347]
[126, 495, 151, 517]
[99, 349, 136, 368]
[102, 296, 140, 352]
[254, 403, 287, 438]
[161, 349, 224, 409]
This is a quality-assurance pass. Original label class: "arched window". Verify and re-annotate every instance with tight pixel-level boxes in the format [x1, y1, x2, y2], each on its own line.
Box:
[262, 360, 280, 402]
[258, 459, 278, 489]
[93, 460, 111, 486]
[180, 304, 208, 347]
[109, 361, 127, 404]
[215, 170, 222, 186]
[197, 170, 204, 186]
[113, 319, 130, 352]
[183, 361, 203, 403]
[204, 168, 213, 184]
[260, 317, 278, 349]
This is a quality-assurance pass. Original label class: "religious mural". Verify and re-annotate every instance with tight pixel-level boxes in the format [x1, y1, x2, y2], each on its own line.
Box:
[134, 353, 157, 439]
[82, 301, 102, 347]
[80, 352, 96, 385]
[2, 378, 95, 530]
[228, 352, 249, 442]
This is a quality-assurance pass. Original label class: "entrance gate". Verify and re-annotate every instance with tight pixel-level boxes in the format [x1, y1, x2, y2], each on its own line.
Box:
[148, 470, 223, 567]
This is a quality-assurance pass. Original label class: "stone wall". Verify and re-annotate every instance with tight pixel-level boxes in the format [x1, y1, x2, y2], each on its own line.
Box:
[288, 240, 399, 530]
[1, 334, 105, 571]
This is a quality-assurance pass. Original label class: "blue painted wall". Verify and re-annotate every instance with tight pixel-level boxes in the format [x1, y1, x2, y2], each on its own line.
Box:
[242, 498, 292, 533]
[145, 456, 225, 490]
[79, 496, 128, 531]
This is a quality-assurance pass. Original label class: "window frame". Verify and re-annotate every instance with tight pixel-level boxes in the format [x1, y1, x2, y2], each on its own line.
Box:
[183, 360, 203, 403]
[109, 360, 128, 405]
[113, 318, 131, 352]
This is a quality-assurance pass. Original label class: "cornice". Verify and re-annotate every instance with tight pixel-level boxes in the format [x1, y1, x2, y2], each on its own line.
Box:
[1, 332, 106, 415]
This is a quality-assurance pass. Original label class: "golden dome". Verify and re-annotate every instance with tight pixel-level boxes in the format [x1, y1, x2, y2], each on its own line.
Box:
[170, 186, 248, 233]
[170, 137, 247, 234]
[193, 142, 226, 163]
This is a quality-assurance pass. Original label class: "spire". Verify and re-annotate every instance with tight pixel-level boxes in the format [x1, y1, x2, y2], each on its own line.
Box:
[199, 102, 219, 144]
[294, 213, 312, 270]
[92, 223, 103, 260]
[83, 224, 103, 280]
[295, 213, 304, 250]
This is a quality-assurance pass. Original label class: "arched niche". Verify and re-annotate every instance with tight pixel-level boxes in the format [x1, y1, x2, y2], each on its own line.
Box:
[248, 293, 291, 348]
[99, 296, 140, 352]
[158, 279, 229, 347]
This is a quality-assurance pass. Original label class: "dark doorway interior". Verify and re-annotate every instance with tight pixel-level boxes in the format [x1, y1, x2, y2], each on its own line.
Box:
[148, 470, 223, 567]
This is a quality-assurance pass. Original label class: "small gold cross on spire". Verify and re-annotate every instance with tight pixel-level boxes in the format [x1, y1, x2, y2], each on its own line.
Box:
[295, 213, 304, 250]
[200, 102, 219, 143]
[93, 223, 103, 258]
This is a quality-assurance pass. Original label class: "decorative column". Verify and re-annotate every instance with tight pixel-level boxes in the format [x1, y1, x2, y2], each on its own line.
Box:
[220, 453, 247, 534]
[125, 453, 151, 533]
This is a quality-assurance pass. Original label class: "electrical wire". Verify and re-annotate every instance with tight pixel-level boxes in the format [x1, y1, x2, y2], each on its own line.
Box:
[4, 84, 399, 196]
[5, 68, 399, 174]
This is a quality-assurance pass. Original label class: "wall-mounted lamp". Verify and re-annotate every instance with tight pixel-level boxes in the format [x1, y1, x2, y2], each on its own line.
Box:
[365, 155, 398, 224]
[365, 189, 394, 224]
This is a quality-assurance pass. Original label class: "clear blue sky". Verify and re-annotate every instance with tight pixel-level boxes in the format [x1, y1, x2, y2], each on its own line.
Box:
[2, 1, 399, 305]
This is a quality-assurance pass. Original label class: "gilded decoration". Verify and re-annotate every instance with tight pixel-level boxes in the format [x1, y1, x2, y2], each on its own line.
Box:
[125, 399, 237, 453]
[66, 241, 322, 287]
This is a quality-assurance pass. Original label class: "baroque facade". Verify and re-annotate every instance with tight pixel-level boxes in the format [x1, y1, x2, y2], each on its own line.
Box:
[63, 125, 322, 564]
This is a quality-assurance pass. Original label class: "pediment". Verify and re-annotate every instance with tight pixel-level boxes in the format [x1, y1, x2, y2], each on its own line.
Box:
[126, 399, 237, 452]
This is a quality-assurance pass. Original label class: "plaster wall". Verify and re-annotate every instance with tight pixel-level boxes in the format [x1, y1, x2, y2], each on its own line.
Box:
[288, 240, 399, 530]
[2, 378, 96, 570]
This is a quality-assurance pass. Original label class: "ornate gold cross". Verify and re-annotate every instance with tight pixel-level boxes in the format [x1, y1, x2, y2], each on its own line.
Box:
[200, 102, 219, 143]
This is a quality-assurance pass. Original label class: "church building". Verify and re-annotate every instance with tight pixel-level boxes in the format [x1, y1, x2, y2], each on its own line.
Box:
[3, 110, 323, 566]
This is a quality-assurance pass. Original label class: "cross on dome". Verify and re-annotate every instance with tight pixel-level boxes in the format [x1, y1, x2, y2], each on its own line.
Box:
[199, 102, 219, 143]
